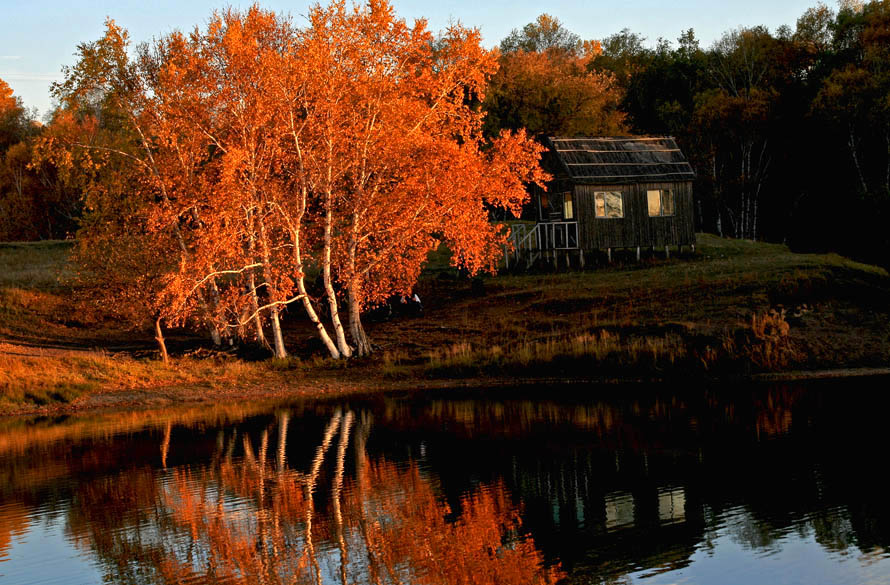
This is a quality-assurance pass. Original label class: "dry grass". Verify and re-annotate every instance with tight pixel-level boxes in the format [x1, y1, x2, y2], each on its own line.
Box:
[396, 233, 890, 378]
[0, 350, 276, 411]
[2, 234, 889, 410]
[0, 241, 128, 345]
[0, 241, 361, 411]
[380, 349, 412, 378]
[744, 309, 803, 370]
[425, 331, 688, 378]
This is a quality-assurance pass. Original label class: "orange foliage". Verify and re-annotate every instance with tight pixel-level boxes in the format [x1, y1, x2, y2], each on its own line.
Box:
[484, 47, 626, 137]
[283, 0, 548, 354]
[36, 2, 547, 358]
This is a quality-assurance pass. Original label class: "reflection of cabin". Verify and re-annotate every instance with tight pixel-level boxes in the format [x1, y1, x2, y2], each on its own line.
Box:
[508, 136, 696, 268]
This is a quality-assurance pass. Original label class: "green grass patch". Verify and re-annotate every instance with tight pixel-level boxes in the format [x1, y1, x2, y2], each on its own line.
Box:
[413, 233, 890, 378]
[0, 240, 74, 290]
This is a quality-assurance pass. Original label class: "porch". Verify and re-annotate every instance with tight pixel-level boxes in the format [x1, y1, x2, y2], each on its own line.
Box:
[505, 221, 579, 269]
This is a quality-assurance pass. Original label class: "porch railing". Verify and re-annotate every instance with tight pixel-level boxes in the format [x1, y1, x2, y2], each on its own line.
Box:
[506, 221, 578, 268]
[537, 221, 578, 250]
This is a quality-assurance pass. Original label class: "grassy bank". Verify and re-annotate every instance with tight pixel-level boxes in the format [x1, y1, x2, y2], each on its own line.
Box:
[1, 235, 889, 414]
[396, 235, 890, 379]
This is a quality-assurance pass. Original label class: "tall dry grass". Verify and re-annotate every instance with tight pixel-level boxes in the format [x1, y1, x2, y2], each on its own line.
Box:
[425, 331, 687, 378]
[744, 309, 802, 370]
[0, 351, 285, 411]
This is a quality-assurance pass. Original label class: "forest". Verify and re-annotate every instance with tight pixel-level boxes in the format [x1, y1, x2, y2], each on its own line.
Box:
[1, 0, 889, 362]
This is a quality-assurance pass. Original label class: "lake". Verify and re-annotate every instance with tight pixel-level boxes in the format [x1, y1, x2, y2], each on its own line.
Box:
[1, 378, 889, 584]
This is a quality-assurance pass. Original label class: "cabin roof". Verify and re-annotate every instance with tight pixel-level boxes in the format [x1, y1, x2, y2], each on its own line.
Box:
[546, 136, 695, 185]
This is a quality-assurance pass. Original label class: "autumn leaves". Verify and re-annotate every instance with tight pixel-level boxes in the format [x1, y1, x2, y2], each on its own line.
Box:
[43, 2, 547, 359]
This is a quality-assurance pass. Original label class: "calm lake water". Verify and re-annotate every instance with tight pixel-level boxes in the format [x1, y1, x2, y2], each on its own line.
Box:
[2, 378, 890, 585]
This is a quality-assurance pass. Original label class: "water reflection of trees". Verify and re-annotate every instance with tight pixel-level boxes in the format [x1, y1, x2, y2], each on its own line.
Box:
[370, 384, 890, 581]
[61, 409, 562, 585]
[2, 382, 890, 584]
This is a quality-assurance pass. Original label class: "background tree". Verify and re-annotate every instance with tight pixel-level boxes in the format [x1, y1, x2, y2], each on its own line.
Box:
[499, 13, 582, 54]
[0, 78, 74, 241]
[484, 15, 624, 138]
[0, 79, 31, 153]
[593, 28, 652, 86]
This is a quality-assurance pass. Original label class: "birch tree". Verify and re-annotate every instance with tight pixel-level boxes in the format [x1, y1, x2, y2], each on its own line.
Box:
[293, 0, 547, 355]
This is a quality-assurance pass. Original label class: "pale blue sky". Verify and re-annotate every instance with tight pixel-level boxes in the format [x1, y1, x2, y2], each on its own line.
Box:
[1, 0, 821, 118]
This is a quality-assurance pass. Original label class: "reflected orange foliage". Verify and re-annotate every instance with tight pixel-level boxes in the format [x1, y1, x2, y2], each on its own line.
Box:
[0, 502, 30, 560]
[53, 411, 562, 585]
[355, 460, 563, 585]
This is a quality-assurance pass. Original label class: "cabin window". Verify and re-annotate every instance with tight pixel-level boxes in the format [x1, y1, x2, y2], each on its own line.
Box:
[595, 191, 624, 218]
[563, 192, 574, 219]
[647, 189, 675, 217]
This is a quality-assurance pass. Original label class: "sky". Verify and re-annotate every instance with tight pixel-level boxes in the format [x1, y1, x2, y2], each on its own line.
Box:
[1, 0, 822, 118]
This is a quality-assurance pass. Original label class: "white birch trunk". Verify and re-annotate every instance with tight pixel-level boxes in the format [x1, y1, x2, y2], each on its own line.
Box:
[348, 283, 372, 356]
[347, 227, 372, 356]
[248, 272, 270, 351]
[247, 212, 270, 351]
[285, 127, 341, 359]
[323, 186, 352, 358]
[849, 125, 869, 194]
[257, 213, 287, 359]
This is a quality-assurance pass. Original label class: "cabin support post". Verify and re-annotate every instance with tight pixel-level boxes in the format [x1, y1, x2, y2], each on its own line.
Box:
[580, 249, 585, 269]
[636, 246, 641, 262]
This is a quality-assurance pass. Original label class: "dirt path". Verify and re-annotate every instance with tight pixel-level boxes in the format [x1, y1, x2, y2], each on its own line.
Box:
[0, 341, 102, 358]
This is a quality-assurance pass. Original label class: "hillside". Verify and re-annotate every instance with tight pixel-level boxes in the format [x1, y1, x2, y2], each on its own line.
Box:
[1, 235, 889, 415]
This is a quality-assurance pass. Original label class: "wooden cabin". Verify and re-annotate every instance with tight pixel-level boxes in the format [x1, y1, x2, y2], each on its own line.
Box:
[509, 136, 696, 267]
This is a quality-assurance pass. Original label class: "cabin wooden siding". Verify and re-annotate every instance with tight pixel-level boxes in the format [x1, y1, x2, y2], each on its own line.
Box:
[574, 181, 695, 249]
[528, 136, 696, 253]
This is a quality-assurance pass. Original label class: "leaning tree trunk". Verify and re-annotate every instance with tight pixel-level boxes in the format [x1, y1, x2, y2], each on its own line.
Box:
[248, 273, 270, 351]
[287, 126, 341, 359]
[154, 316, 169, 365]
[849, 124, 869, 194]
[290, 224, 341, 359]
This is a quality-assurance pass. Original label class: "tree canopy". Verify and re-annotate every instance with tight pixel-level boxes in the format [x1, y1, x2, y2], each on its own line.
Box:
[33, 2, 546, 359]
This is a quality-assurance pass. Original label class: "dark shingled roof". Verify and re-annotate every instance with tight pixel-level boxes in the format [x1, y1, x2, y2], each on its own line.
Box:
[546, 136, 695, 184]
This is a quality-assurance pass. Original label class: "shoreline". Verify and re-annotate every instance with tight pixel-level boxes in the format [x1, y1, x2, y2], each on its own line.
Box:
[4, 365, 889, 420]
[5, 235, 890, 419]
